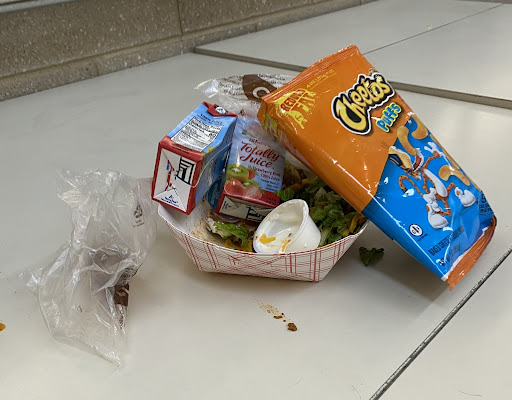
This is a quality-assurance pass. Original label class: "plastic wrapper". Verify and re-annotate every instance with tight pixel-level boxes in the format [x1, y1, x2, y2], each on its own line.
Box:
[26, 169, 157, 365]
[196, 74, 306, 170]
[258, 45, 496, 288]
[196, 74, 294, 120]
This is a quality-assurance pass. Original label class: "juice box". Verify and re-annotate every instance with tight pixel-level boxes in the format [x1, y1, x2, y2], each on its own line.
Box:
[152, 102, 237, 214]
[206, 124, 285, 222]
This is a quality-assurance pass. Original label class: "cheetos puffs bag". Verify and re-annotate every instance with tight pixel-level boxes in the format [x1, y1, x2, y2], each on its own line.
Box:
[258, 45, 496, 288]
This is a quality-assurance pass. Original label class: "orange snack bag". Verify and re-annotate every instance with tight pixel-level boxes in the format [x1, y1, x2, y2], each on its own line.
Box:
[258, 45, 496, 288]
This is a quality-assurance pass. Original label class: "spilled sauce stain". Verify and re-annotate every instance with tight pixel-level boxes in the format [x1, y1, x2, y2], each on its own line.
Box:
[280, 238, 292, 253]
[260, 234, 276, 244]
[0, 322, 5, 332]
[260, 304, 298, 332]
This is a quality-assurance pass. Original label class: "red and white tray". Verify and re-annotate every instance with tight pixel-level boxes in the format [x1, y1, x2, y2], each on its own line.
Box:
[158, 202, 367, 281]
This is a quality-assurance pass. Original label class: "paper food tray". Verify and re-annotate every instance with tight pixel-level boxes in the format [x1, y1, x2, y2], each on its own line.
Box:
[158, 202, 367, 282]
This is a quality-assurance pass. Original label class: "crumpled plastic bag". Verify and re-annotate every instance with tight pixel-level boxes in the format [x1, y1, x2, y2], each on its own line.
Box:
[195, 74, 307, 171]
[196, 74, 293, 121]
[26, 169, 157, 365]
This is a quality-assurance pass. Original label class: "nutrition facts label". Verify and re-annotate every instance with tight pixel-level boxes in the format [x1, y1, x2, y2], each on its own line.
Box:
[172, 117, 221, 152]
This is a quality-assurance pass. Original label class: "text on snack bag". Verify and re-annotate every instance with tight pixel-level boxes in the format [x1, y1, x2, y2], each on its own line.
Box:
[331, 73, 394, 135]
[277, 89, 316, 129]
[376, 102, 402, 132]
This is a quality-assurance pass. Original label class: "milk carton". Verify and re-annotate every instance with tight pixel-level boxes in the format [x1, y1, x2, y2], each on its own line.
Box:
[152, 103, 237, 214]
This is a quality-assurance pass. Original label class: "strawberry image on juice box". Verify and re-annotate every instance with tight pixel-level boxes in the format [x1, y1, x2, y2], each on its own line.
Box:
[207, 124, 285, 222]
[152, 102, 237, 214]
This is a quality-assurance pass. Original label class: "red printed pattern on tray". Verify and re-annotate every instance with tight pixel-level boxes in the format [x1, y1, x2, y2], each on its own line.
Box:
[164, 218, 365, 281]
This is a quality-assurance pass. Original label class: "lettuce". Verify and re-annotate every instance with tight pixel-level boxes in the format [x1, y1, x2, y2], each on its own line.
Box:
[278, 177, 366, 246]
[213, 222, 249, 246]
[359, 247, 384, 266]
[275, 187, 295, 202]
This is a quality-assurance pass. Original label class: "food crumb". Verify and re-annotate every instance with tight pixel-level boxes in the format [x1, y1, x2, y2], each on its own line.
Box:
[260, 304, 297, 332]
[0, 323, 5, 332]
[260, 304, 280, 315]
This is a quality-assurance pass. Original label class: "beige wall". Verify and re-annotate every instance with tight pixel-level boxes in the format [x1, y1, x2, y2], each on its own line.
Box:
[0, 0, 370, 101]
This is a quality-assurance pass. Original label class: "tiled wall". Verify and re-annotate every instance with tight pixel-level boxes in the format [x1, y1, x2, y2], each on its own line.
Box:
[0, 0, 367, 101]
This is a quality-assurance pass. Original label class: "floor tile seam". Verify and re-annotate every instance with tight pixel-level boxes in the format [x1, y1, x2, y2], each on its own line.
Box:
[194, 48, 512, 110]
[363, 3, 503, 56]
[369, 244, 512, 400]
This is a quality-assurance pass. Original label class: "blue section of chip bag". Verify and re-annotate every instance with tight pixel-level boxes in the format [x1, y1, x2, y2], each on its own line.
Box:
[362, 116, 495, 280]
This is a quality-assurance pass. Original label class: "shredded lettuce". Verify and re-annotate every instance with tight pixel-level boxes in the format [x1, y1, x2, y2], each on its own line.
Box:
[359, 247, 384, 266]
[275, 187, 295, 202]
[278, 177, 366, 246]
[213, 222, 249, 247]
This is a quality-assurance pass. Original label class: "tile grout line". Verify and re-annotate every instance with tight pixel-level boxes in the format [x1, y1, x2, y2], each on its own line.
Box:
[0, 0, 73, 14]
[194, 48, 512, 110]
[362, 3, 503, 56]
[185, 0, 361, 41]
[194, 47, 306, 72]
[195, 4, 512, 110]
[388, 81, 512, 110]
[369, 245, 512, 400]
[175, 0, 185, 39]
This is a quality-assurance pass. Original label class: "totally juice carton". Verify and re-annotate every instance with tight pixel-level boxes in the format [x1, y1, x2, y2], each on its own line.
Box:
[206, 122, 285, 222]
[152, 102, 237, 214]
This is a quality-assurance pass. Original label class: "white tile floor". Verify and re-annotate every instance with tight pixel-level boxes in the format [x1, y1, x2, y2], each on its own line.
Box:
[198, 0, 499, 66]
[367, 4, 512, 102]
[198, 0, 512, 105]
[1, 2, 512, 399]
[381, 254, 512, 400]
